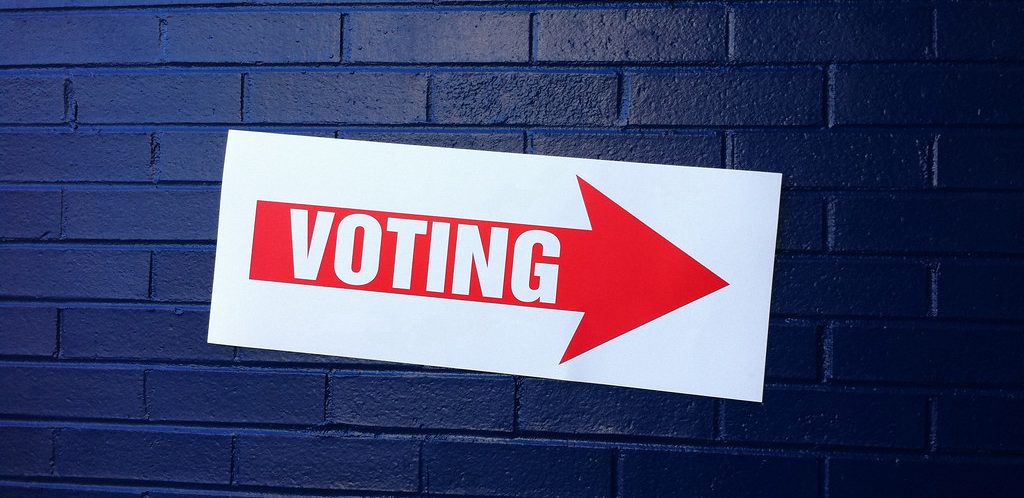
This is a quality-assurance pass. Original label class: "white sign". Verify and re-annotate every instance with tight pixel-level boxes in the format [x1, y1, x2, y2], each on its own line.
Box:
[209, 130, 781, 401]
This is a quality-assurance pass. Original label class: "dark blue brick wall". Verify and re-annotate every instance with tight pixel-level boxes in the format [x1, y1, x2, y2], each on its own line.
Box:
[0, 1, 1021, 497]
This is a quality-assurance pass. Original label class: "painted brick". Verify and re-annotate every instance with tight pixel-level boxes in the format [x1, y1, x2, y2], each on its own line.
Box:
[833, 194, 1024, 253]
[0, 366, 143, 419]
[938, 395, 1024, 452]
[830, 458, 1024, 498]
[422, 441, 612, 497]
[518, 379, 714, 438]
[235, 346, 379, 366]
[431, 72, 618, 125]
[63, 189, 219, 240]
[0, 249, 150, 299]
[732, 131, 927, 188]
[939, 6, 1024, 61]
[939, 262, 1024, 320]
[329, 372, 513, 431]
[0, 133, 152, 182]
[0, 426, 52, 476]
[0, 76, 65, 124]
[936, 133, 1024, 190]
[157, 130, 332, 182]
[629, 69, 822, 126]
[151, 250, 215, 302]
[147, 369, 325, 424]
[0, 190, 60, 239]
[165, 13, 340, 63]
[778, 193, 823, 251]
[765, 321, 818, 381]
[341, 131, 524, 153]
[0, 307, 56, 356]
[0, 485, 136, 498]
[56, 428, 231, 483]
[733, 5, 930, 62]
[347, 12, 527, 63]
[531, 133, 721, 168]
[0, 486, 123, 498]
[246, 72, 427, 124]
[832, 323, 1024, 386]
[234, 434, 419, 491]
[75, 73, 241, 124]
[620, 451, 818, 498]
[537, 8, 725, 62]
[721, 389, 927, 448]
[0, 15, 158, 65]
[834, 65, 1024, 125]
[61, 309, 233, 361]
[772, 258, 930, 316]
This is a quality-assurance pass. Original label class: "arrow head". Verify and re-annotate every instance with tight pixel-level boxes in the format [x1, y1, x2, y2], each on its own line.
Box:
[558, 177, 729, 363]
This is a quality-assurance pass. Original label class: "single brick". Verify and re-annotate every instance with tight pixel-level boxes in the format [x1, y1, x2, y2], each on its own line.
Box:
[341, 131, 524, 153]
[61, 308, 232, 361]
[722, 389, 927, 448]
[0, 133, 152, 182]
[148, 369, 325, 424]
[938, 6, 1024, 60]
[0, 249, 150, 299]
[0, 190, 60, 239]
[833, 194, 1024, 253]
[158, 130, 333, 182]
[75, 73, 241, 124]
[246, 72, 427, 124]
[235, 346, 379, 366]
[832, 323, 1024, 385]
[347, 12, 527, 63]
[537, 8, 725, 62]
[0, 365, 143, 419]
[733, 5, 930, 61]
[833, 65, 1024, 125]
[765, 321, 818, 381]
[772, 257, 930, 316]
[431, 72, 618, 126]
[0, 15, 158, 65]
[936, 132, 1024, 190]
[422, 441, 612, 497]
[235, 434, 419, 491]
[732, 131, 927, 188]
[151, 250, 214, 302]
[0, 307, 56, 356]
[0, 76, 65, 124]
[620, 450, 818, 498]
[518, 379, 714, 438]
[531, 133, 721, 168]
[63, 189, 219, 240]
[938, 395, 1024, 452]
[629, 69, 822, 126]
[778, 193, 823, 251]
[0, 426, 52, 476]
[165, 13, 340, 63]
[830, 458, 1024, 498]
[329, 372, 513, 431]
[56, 428, 231, 483]
[938, 262, 1024, 320]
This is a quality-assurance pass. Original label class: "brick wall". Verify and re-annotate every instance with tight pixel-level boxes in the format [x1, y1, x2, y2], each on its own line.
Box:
[1, 1, 1022, 497]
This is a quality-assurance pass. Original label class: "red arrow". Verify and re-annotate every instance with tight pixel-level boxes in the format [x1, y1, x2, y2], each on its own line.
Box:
[248, 176, 728, 363]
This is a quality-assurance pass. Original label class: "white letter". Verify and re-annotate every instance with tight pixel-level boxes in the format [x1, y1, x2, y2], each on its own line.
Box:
[426, 222, 450, 293]
[511, 230, 560, 304]
[386, 217, 427, 290]
[290, 209, 335, 280]
[452, 225, 509, 299]
[334, 213, 382, 286]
